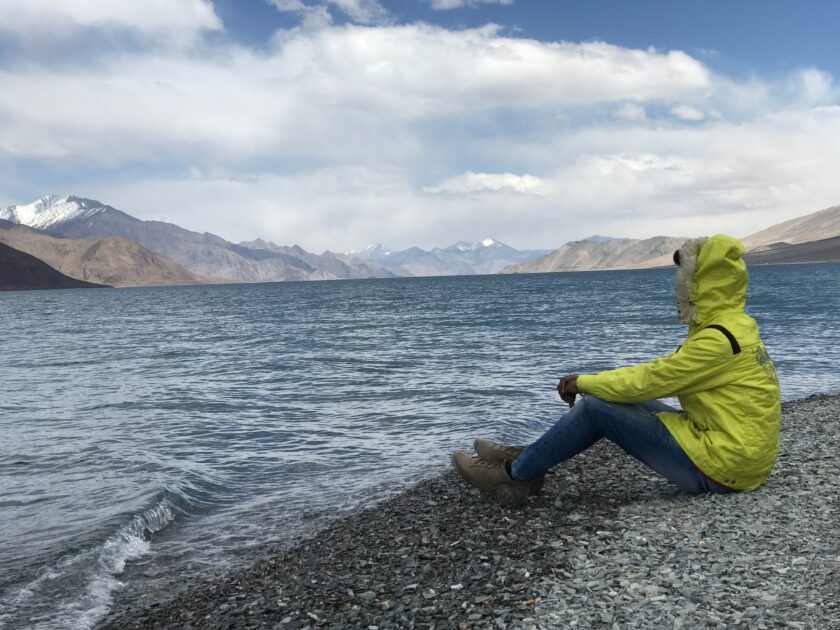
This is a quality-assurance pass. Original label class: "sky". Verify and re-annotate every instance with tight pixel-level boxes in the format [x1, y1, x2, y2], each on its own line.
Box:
[1, 0, 839, 252]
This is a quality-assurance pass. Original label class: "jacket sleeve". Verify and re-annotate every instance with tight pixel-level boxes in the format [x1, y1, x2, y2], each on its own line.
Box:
[576, 330, 735, 403]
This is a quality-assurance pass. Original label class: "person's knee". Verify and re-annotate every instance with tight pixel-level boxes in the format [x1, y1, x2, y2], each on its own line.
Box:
[578, 394, 604, 408]
[578, 395, 611, 415]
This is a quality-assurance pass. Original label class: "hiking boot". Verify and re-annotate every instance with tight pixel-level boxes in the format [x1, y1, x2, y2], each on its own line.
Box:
[451, 450, 532, 507]
[473, 438, 546, 496]
[473, 438, 524, 462]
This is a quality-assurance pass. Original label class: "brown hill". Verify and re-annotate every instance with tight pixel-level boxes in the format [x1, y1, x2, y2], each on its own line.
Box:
[0, 225, 215, 288]
[502, 236, 687, 273]
[1, 196, 392, 282]
[0, 242, 107, 291]
[742, 204, 840, 249]
[743, 235, 840, 265]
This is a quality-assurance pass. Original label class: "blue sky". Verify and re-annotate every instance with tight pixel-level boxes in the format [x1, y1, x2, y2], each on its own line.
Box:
[0, 0, 838, 251]
[216, 0, 840, 78]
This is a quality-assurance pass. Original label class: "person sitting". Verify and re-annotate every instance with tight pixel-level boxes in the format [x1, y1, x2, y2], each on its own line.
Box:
[452, 234, 782, 506]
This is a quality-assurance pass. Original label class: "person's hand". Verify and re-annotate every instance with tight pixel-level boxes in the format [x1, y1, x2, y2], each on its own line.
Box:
[557, 374, 579, 407]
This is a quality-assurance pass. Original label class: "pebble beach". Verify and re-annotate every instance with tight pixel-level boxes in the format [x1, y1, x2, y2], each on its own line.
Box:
[99, 394, 840, 630]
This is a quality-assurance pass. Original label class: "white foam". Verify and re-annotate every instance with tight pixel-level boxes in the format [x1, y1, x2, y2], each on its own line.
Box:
[0, 496, 175, 630]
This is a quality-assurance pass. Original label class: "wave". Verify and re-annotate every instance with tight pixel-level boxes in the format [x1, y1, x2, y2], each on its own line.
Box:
[0, 493, 176, 630]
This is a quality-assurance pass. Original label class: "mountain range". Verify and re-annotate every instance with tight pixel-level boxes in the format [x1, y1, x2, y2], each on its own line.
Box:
[0, 196, 552, 285]
[1, 195, 838, 291]
[0, 241, 107, 291]
[741, 205, 840, 249]
[503, 204, 840, 274]
[743, 235, 840, 265]
[0, 196, 347, 283]
[348, 238, 552, 276]
[502, 236, 688, 273]
[0, 219, 209, 288]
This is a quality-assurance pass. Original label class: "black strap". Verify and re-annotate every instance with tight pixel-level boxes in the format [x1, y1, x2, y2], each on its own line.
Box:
[704, 324, 741, 355]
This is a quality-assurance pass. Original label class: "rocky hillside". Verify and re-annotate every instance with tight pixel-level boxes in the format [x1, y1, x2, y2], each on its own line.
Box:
[743, 235, 840, 265]
[0, 241, 107, 291]
[742, 204, 840, 249]
[502, 236, 687, 273]
[0, 222, 213, 288]
[238, 239, 398, 280]
[1, 196, 394, 283]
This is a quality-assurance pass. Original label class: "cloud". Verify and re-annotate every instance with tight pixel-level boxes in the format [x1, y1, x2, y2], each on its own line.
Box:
[670, 104, 706, 121]
[269, 0, 334, 29]
[0, 0, 221, 42]
[327, 0, 390, 24]
[613, 103, 648, 122]
[787, 67, 835, 105]
[1, 14, 838, 251]
[0, 24, 713, 164]
[430, 0, 514, 9]
[425, 172, 546, 194]
[87, 100, 840, 252]
[269, 0, 390, 25]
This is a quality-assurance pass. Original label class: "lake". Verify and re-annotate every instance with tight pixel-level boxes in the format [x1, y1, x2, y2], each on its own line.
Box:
[1, 264, 838, 628]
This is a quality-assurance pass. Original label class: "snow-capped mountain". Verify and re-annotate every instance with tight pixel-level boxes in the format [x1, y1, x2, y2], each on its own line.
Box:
[237, 239, 400, 279]
[444, 238, 498, 252]
[434, 237, 550, 274]
[347, 243, 393, 257]
[3, 195, 398, 283]
[350, 238, 550, 276]
[0, 195, 108, 231]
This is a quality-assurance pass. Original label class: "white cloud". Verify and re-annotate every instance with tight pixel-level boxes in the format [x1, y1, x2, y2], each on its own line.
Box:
[327, 0, 390, 24]
[270, 0, 389, 25]
[87, 102, 840, 251]
[788, 67, 835, 105]
[270, 0, 334, 29]
[613, 102, 648, 122]
[670, 104, 706, 121]
[0, 0, 221, 42]
[424, 172, 546, 194]
[1, 16, 839, 251]
[90, 167, 555, 252]
[0, 24, 713, 164]
[430, 0, 514, 9]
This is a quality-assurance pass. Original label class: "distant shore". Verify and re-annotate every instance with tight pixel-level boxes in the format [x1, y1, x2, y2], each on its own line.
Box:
[99, 394, 840, 629]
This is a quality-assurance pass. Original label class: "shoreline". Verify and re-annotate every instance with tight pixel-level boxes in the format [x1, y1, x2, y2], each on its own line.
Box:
[99, 394, 840, 629]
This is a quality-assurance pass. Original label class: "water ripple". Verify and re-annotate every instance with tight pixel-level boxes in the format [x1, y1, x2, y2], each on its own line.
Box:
[0, 265, 838, 627]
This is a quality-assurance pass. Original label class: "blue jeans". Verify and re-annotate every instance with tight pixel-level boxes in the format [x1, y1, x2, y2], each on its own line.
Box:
[511, 395, 735, 495]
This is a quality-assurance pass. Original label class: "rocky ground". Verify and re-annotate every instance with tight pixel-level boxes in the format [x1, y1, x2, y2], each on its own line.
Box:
[99, 395, 840, 630]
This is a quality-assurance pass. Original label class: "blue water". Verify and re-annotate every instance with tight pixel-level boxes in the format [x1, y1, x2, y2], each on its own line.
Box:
[1, 265, 838, 628]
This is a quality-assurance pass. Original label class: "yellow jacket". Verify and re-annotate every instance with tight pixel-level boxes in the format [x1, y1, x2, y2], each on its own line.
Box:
[576, 235, 781, 491]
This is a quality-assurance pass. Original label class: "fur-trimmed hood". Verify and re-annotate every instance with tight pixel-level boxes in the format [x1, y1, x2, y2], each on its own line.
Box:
[675, 234, 748, 327]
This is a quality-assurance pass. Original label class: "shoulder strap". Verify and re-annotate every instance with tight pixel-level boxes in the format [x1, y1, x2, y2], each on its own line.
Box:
[704, 324, 741, 355]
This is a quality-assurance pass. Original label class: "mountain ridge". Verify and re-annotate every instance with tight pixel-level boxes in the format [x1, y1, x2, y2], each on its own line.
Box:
[0, 196, 394, 283]
[743, 235, 840, 265]
[350, 237, 551, 276]
[502, 236, 688, 274]
[0, 221, 216, 288]
[741, 204, 840, 249]
[0, 241, 109, 291]
[3, 196, 839, 284]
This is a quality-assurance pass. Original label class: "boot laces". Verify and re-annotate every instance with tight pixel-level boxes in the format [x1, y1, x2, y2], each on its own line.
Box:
[470, 457, 503, 469]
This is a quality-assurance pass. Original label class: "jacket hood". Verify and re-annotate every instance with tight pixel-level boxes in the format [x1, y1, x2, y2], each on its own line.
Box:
[675, 234, 748, 326]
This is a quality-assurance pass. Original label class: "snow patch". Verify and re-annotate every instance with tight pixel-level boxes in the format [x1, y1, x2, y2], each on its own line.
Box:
[0, 195, 107, 230]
